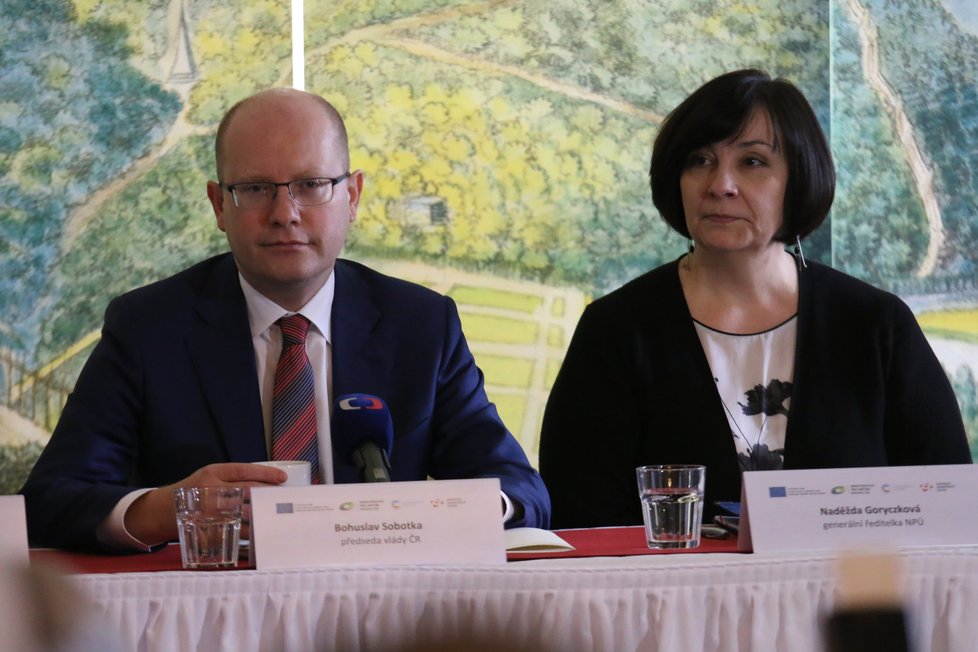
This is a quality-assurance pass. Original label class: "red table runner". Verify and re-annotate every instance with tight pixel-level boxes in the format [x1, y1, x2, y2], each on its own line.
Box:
[29, 526, 742, 574]
[507, 526, 741, 561]
[30, 543, 231, 574]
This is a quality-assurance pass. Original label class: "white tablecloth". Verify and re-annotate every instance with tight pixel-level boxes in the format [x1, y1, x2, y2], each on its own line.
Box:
[64, 547, 978, 652]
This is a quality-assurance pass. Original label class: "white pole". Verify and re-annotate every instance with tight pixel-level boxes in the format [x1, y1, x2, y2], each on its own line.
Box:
[291, 0, 304, 90]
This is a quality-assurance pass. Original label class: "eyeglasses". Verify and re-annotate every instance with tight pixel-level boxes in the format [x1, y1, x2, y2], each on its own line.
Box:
[221, 172, 351, 209]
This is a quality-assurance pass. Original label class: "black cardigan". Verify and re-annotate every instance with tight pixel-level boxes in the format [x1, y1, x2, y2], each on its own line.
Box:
[539, 257, 971, 529]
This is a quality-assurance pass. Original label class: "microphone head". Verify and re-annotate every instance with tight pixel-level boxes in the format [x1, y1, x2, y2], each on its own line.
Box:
[332, 394, 394, 462]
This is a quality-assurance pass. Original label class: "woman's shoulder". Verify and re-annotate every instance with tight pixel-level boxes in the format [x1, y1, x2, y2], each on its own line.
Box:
[802, 259, 914, 320]
[589, 258, 683, 312]
[567, 259, 687, 348]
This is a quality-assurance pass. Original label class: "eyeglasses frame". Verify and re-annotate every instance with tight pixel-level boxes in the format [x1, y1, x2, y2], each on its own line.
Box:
[220, 172, 352, 208]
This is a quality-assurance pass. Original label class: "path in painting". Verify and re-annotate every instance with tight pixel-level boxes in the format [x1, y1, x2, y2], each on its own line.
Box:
[843, 0, 945, 277]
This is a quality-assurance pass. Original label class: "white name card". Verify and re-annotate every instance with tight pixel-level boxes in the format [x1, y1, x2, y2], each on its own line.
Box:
[250, 478, 506, 569]
[0, 495, 29, 566]
[740, 464, 978, 553]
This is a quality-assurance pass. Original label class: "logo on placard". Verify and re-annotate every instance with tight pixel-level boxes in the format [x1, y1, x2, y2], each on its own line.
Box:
[391, 500, 401, 509]
[882, 483, 912, 494]
[340, 501, 355, 511]
[920, 483, 933, 492]
[430, 499, 444, 508]
[831, 486, 846, 494]
[768, 486, 787, 498]
[276, 503, 294, 514]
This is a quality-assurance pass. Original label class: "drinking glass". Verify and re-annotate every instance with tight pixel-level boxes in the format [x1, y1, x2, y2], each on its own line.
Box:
[172, 487, 243, 569]
[636, 465, 706, 549]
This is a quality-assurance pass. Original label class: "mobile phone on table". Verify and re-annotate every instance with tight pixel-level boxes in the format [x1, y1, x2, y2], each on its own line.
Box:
[714, 515, 741, 534]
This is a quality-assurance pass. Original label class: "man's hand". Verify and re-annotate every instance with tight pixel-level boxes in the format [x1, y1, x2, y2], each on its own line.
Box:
[124, 463, 288, 544]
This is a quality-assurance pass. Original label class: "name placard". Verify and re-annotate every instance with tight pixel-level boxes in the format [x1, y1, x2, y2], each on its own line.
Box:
[740, 464, 978, 553]
[250, 478, 506, 569]
[0, 495, 29, 566]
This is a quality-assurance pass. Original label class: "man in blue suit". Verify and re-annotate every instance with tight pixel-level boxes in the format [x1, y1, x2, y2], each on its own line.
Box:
[21, 88, 549, 551]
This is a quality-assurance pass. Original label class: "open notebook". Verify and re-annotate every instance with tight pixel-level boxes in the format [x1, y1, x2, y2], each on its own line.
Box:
[505, 528, 575, 552]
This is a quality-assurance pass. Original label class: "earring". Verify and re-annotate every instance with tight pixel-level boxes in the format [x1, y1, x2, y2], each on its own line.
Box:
[684, 240, 694, 271]
[794, 235, 808, 269]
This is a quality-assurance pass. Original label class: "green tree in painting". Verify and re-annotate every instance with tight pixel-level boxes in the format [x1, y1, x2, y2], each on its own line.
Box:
[951, 366, 978, 459]
[845, 0, 978, 279]
[38, 0, 294, 358]
[0, 0, 179, 356]
[301, 0, 830, 294]
[830, 3, 929, 281]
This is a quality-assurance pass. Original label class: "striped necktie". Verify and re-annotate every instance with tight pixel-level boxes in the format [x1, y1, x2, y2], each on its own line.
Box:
[271, 314, 320, 483]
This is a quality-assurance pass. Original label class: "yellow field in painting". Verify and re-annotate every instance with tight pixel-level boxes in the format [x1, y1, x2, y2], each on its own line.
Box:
[917, 309, 978, 343]
[371, 259, 588, 464]
[457, 314, 539, 344]
[448, 286, 543, 313]
[452, 281, 585, 465]
[475, 354, 535, 387]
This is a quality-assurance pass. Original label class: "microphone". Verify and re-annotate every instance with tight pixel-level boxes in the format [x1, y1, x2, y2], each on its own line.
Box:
[332, 394, 393, 482]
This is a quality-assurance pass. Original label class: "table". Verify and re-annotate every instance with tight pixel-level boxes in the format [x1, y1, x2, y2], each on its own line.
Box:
[29, 528, 978, 652]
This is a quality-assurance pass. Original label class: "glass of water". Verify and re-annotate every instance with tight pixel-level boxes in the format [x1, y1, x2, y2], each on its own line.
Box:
[172, 487, 243, 569]
[636, 465, 706, 549]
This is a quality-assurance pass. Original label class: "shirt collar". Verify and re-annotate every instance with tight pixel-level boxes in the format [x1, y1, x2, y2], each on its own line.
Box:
[239, 272, 334, 344]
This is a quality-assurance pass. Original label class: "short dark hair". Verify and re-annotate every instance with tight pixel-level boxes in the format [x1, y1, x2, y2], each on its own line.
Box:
[649, 69, 835, 242]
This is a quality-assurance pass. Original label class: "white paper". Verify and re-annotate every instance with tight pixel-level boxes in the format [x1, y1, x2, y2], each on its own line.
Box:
[505, 527, 575, 552]
[741, 464, 978, 553]
[250, 478, 506, 569]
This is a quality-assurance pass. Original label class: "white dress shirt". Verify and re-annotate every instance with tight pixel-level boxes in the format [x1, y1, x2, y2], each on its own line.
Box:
[240, 272, 335, 484]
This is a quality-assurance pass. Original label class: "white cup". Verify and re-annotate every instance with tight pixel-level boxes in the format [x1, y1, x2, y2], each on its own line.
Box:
[254, 460, 312, 486]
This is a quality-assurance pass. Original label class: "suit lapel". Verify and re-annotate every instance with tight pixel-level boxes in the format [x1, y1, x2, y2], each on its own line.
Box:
[331, 261, 385, 396]
[330, 261, 386, 482]
[186, 255, 267, 462]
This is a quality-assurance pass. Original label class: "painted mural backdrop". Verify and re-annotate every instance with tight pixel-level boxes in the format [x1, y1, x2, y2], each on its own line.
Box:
[1, 0, 976, 493]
